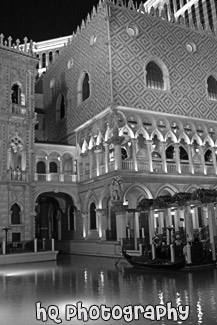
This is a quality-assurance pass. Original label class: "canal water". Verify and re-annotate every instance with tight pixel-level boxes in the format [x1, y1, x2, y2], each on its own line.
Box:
[0, 254, 217, 325]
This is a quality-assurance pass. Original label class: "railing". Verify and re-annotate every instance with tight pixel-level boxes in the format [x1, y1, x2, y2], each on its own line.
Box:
[167, 162, 177, 173]
[35, 173, 77, 182]
[181, 163, 190, 174]
[122, 160, 133, 170]
[0, 238, 55, 255]
[137, 161, 149, 171]
[11, 103, 27, 116]
[8, 169, 28, 181]
[152, 161, 163, 172]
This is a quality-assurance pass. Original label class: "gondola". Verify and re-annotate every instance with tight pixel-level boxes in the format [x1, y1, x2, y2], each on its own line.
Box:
[122, 249, 186, 270]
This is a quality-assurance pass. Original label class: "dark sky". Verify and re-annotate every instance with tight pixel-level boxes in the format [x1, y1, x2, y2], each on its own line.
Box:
[0, 0, 144, 43]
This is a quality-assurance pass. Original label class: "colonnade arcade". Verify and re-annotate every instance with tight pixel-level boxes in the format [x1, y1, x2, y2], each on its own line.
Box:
[77, 110, 217, 180]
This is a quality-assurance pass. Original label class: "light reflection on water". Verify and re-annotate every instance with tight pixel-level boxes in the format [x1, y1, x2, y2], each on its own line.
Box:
[0, 254, 217, 324]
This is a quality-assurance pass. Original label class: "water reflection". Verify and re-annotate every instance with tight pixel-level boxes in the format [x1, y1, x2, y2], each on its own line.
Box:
[0, 255, 216, 324]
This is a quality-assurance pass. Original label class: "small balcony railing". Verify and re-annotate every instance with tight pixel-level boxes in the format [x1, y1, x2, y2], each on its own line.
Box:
[35, 173, 77, 183]
[8, 169, 28, 181]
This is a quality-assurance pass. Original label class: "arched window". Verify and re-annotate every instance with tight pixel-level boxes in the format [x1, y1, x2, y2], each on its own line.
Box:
[77, 72, 90, 105]
[206, 0, 213, 31]
[204, 149, 212, 162]
[207, 75, 217, 101]
[11, 203, 21, 224]
[146, 61, 164, 90]
[37, 161, 46, 174]
[166, 145, 175, 160]
[49, 162, 58, 173]
[184, 10, 189, 27]
[11, 83, 21, 104]
[179, 146, 188, 161]
[49, 51, 53, 63]
[198, 0, 205, 28]
[82, 73, 90, 102]
[191, 5, 197, 27]
[121, 147, 128, 160]
[90, 202, 96, 230]
[60, 94, 65, 119]
[42, 53, 46, 68]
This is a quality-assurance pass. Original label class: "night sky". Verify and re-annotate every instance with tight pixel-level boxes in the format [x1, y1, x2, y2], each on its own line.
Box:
[0, 0, 144, 43]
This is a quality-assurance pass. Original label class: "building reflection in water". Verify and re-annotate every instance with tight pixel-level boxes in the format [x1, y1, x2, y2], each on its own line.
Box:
[0, 255, 216, 324]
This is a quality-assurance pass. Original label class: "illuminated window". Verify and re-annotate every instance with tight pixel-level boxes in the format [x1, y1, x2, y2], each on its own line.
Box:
[146, 61, 164, 90]
[207, 75, 217, 101]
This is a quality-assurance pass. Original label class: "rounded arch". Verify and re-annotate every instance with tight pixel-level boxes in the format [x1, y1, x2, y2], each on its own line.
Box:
[155, 184, 179, 197]
[34, 187, 80, 211]
[144, 57, 170, 91]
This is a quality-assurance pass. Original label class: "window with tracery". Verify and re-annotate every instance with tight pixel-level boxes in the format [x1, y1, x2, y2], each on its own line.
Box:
[146, 61, 164, 90]
[207, 75, 217, 101]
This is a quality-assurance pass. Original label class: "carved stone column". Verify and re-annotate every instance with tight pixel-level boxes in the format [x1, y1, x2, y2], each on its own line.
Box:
[112, 200, 127, 242]
[131, 139, 138, 171]
[174, 143, 181, 174]
[146, 140, 153, 172]
[96, 209, 108, 240]
[185, 205, 194, 242]
[82, 213, 88, 239]
[187, 144, 194, 174]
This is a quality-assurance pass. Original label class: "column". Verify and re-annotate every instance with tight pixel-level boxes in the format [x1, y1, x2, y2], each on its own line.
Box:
[76, 158, 81, 182]
[174, 143, 181, 173]
[211, 147, 217, 175]
[174, 209, 180, 231]
[94, 149, 103, 176]
[89, 150, 93, 179]
[208, 203, 216, 261]
[199, 145, 206, 175]
[185, 205, 194, 242]
[104, 142, 109, 173]
[82, 213, 88, 239]
[96, 209, 108, 240]
[158, 211, 164, 234]
[112, 201, 127, 242]
[165, 208, 173, 244]
[131, 139, 138, 171]
[81, 153, 87, 180]
[187, 144, 194, 174]
[146, 140, 153, 172]
[161, 141, 167, 173]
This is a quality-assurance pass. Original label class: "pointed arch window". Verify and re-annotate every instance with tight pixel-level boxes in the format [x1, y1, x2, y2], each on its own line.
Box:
[11, 203, 21, 224]
[90, 202, 96, 230]
[207, 75, 217, 101]
[145, 60, 170, 91]
[37, 161, 46, 174]
[78, 72, 90, 105]
[82, 73, 90, 102]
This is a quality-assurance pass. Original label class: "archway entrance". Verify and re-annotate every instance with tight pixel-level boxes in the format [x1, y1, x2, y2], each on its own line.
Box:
[35, 192, 75, 240]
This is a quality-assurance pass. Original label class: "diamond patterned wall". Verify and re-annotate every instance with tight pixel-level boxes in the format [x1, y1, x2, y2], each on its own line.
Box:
[43, 3, 217, 143]
[43, 6, 111, 143]
[110, 6, 217, 120]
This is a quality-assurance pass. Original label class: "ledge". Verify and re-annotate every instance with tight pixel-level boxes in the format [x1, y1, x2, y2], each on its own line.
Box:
[0, 251, 58, 265]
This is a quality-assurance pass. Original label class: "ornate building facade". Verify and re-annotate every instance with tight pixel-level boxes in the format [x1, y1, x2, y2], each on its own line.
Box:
[1, 0, 217, 257]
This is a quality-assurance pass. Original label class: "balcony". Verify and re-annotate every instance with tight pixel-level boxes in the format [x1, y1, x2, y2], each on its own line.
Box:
[8, 169, 28, 182]
[35, 173, 77, 183]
